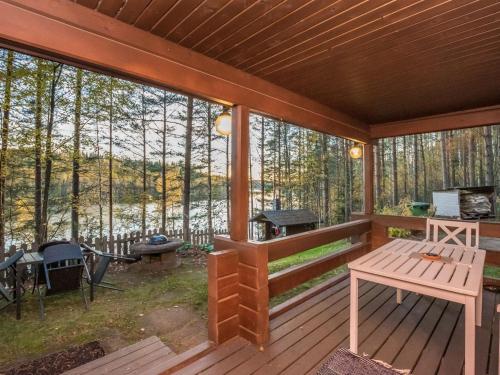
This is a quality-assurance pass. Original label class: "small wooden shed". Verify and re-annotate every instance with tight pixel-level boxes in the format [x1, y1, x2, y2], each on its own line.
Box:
[250, 209, 318, 240]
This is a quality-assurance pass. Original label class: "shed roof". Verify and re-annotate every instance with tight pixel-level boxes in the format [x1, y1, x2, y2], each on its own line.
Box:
[250, 209, 318, 227]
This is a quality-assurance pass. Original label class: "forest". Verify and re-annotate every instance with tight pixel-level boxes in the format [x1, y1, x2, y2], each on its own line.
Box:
[0, 48, 498, 249]
[0, 48, 363, 248]
[374, 127, 500, 214]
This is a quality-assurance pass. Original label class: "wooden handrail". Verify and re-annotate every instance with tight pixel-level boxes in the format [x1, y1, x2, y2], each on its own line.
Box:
[268, 242, 370, 297]
[352, 213, 500, 265]
[266, 219, 371, 261]
[356, 214, 500, 238]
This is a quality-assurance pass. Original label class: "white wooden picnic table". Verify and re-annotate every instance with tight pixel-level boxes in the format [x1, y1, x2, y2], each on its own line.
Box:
[348, 238, 486, 375]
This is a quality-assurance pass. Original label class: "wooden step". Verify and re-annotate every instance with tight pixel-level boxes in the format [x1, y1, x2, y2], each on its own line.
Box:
[64, 336, 175, 375]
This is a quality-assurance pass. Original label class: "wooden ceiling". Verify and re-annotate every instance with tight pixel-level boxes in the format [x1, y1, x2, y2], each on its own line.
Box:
[75, 0, 500, 124]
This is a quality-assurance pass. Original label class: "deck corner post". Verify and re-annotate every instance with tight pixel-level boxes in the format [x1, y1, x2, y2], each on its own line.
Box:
[208, 249, 240, 344]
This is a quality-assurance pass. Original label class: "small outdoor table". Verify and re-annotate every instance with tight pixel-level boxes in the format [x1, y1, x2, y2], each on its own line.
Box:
[348, 238, 485, 375]
[15, 252, 43, 320]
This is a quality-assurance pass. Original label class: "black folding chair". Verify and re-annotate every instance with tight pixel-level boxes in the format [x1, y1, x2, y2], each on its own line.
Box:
[80, 244, 136, 300]
[0, 251, 24, 310]
[35, 243, 91, 320]
[32, 240, 72, 293]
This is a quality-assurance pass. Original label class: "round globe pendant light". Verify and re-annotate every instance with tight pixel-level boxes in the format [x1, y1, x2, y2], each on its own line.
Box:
[215, 108, 232, 136]
[349, 143, 363, 159]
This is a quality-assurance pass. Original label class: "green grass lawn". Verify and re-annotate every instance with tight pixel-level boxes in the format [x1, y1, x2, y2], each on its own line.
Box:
[269, 240, 349, 307]
[484, 265, 500, 279]
[0, 260, 208, 368]
[0, 239, 378, 369]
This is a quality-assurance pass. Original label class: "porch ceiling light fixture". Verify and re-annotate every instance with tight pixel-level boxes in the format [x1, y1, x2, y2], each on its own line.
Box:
[349, 143, 363, 159]
[215, 108, 232, 136]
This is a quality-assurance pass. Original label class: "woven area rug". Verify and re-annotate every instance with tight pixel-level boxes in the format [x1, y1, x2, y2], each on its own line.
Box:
[317, 348, 411, 375]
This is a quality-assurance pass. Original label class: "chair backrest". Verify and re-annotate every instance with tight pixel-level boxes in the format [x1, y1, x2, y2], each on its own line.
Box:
[38, 240, 71, 253]
[0, 250, 24, 271]
[426, 218, 479, 249]
[43, 244, 90, 293]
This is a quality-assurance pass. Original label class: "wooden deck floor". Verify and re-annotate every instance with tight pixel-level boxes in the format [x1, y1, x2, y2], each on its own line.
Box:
[175, 277, 500, 375]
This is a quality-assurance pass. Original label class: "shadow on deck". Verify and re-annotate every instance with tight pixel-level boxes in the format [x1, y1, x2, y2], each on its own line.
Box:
[176, 277, 499, 374]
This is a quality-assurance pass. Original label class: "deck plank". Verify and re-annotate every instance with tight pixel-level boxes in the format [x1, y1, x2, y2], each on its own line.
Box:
[412, 301, 462, 374]
[200, 282, 376, 375]
[392, 298, 448, 370]
[375, 295, 434, 364]
[176, 337, 249, 375]
[257, 287, 395, 375]
[359, 292, 421, 356]
[474, 288, 495, 375]
[228, 284, 391, 375]
[487, 292, 500, 375]
[171, 279, 496, 375]
[64, 336, 165, 374]
[269, 277, 350, 329]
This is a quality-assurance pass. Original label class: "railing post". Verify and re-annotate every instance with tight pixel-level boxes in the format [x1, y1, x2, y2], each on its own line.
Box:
[208, 249, 239, 344]
[213, 237, 269, 346]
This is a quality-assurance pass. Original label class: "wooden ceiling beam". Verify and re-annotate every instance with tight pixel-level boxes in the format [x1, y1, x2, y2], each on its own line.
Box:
[370, 105, 500, 139]
[0, 0, 369, 142]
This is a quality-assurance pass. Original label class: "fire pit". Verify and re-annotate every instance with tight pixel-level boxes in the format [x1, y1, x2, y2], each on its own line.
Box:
[130, 235, 182, 269]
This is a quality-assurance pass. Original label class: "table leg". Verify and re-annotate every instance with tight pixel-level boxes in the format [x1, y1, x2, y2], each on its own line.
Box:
[15, 263, 21, 320]
[350, 273, 358, 353]
[396, 288, 402, 304]
[476, 278, 482, 327]
[464, 296, 476, 375]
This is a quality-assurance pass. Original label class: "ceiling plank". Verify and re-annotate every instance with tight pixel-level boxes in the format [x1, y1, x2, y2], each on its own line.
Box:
[0, 0, 369, 142]
[370, 105, 500, 138]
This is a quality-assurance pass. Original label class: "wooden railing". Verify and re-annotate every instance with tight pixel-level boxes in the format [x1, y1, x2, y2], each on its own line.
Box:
[209, 215, 500, 347]
[210, 219, 372, 346]
[267, 219, 371, 297]
[352, 213, 500, 265]
[2, 227, 228, 260]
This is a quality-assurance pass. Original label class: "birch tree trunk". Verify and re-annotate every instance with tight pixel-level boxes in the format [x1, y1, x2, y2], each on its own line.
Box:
[419, 135, 427, 201]
[0, 50, 13, 251]
[260, 116, 265, 211]
[321, 134, 330, 225]
[141, 86, 147, 238]
[468, 129, 476, 186]
[71, 68, 82, 241]
[484, 126, 494, 185]
[34, 59, 43, 246]
[375, 140, 382, 208]
[161, 90, 167, 233]
[182, 96, 193, 242]
[392, 137, 398, 205]
[96, 122, 104, 239]
[277, 121, 282, 202]
[403, 136, 408, 196]
[413, 134, 418, 201]
[108, 78, 114, 239]
[226, 135, 230, 230]
[206, 103, 213, 240]
[41, 63, 62, 242]
[440, 131, 450, 189]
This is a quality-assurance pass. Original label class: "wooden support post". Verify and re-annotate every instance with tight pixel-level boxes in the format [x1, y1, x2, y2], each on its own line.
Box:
[363, 143, 374, 215]
[208, 250, 239, 344]
[353, 142, 374, 246]
[230, 105, 249, 242]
